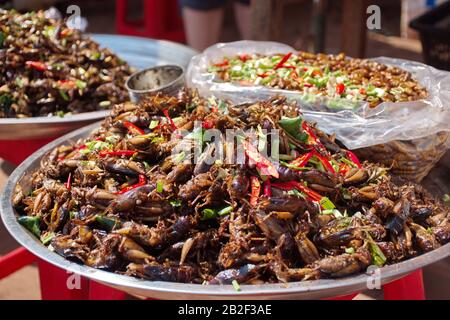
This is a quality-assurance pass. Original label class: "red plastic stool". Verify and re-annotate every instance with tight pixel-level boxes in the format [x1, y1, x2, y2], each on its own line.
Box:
[116, 0, 185, 42]
[0, 137, 58, 166]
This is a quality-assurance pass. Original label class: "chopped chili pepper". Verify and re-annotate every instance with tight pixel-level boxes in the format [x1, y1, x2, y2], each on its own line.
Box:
[339, 162, 351, 175]
[346, 150, 362, 168]
[263, 179, 272, 197]
[57, 79, 76, 89]
[210, 106, 218, 113]
[257, 72, 269, 78]
[163, 109, 178, 130]
[359, 88, 366, 95]
[26, 60, 47, 71]
[202, 120, 215, 129]
[60, 28, 72, 37]
[239, 54, 250, 62]
[214, 59, 229, 67]
[65, 172, 72, 190]
[242, 140, 279, 178]
[303, 82, 313, 88]
[250, 176, 261, 207]
[312, 150, 336, 174]
[274, 52, 292, 70]
[291, 151, 313, 167]
[94, 137, 104, 141]
[271, 181, 323, 202]
[311, 69, 322, 77]
[99, 150, 137, 158]
[301, 122, 325, 151]
[115, 174, 146, 194]
[123, 121, 145, 135]
[336, 83, 345, 95]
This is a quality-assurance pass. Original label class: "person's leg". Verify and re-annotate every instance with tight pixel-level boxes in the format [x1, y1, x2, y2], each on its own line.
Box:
[180, 0, 225, 51]
[234, 0, 252, 39]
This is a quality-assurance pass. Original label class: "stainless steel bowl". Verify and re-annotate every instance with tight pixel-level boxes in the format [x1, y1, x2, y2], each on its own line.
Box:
[126, 65, 185, 102]
[1, 123, 449, 299]
[0, 34, 197, 140]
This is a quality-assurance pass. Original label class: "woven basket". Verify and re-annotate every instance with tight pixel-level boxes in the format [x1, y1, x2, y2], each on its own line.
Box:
[354, 131, 450, 183]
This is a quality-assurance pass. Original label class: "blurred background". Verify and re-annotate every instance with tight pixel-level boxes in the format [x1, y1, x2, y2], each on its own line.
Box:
[0, 0, 449, 299]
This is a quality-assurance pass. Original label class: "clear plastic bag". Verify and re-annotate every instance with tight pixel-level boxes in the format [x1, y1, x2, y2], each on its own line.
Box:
[187, 40, 450, 150]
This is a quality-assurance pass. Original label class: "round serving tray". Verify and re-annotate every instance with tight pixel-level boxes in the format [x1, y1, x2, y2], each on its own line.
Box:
[1, 123, 449, 299]
[0, 34, 197, 140]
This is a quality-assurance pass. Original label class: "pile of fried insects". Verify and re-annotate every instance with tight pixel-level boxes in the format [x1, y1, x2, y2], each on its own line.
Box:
[13, 91, 449, 284]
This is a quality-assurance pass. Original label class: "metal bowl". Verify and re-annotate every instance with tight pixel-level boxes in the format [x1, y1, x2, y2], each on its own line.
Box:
[125, 65, 185, 102]
[1, 123, 449, 299]
[0, 34, 197, 140]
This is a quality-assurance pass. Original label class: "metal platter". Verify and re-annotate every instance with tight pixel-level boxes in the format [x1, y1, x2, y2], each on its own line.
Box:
[1, 122, 449, 299]
[0, 34, 197, 140]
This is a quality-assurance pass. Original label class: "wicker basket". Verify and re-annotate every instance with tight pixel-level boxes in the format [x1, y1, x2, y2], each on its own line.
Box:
[354, 131, 450, 183]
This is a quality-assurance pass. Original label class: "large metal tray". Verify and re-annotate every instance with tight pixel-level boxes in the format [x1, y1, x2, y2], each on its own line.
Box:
[1, 123, 449, 299]
[0, 34, 197, 140]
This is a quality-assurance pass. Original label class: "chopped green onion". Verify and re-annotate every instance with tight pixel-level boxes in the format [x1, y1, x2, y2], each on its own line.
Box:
[75, 80, 87, 90]
[320, 197, 335, 210]
[59, 89, 69, 101]
[40, 232, 55, 245]
[345, 247, 355, 254]
[149, 120, 160, 129]
[443, 194, 450, 204]
[156, 181, 164, 193]
[232, 280, 241, 292]
[217, 206, 233, 216]
[169, 199, 182, 207]
[367, 235, 387, 267]
[278, 116, 308, 142]
[55, 110, 66, 118]
[201, 208, 217, 220]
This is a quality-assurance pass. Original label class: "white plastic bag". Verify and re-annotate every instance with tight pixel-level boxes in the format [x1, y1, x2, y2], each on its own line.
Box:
[187, 40, 450, 150]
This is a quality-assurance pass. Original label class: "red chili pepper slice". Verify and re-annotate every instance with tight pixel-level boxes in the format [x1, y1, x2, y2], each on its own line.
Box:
[115, 174, 146, 194]
[162, 109, 178, 131]
[26, 61, 47, 71]
[214, 59, 229, 67]
[99, 150, 137, 158]
[65, 173, 72, 191]
[336, 83, 345, 95]
[346, 150, 362, 168]
[274, 52, 292, 70]
[242, 140, 279, 178]
[239, 54, 250, 62]
[202, 120, 215, 129]
[291, 151, 314, 167]
[301, 122, 325, 151]
[339, 162, 351, 175]
[60, 28, 72, 37]
[303, 82, 313, 88]
[250, 176, 261, 207]
[359, 87, 366, 95]
[312, 150, 336, 174]
[123, 121, 145, 135]
[271, 181, 323, 202]
[311, 69, 322, 77]
[257, 72, 269, 78]
[57, 80, 76, 89]
[263, 179, 272, 197]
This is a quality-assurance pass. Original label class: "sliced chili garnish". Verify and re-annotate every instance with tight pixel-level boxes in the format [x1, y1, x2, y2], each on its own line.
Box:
[263, 179, 272, 197]
[242, 140, 279, 178]
[303, 82, 313, 88]
[98, 150, 137, 158]
[214, 59, 229, 67]
[250, 176, 261, 207]
[312, 150, 336, 174]
[291, 151, 313, 167]
[346, 150, 362, 168]
[239, 54, 250, 62]
[123, 121, 145, 135]
[25, 60, 47, 71]
[339, 162, 351, 175]
[163, 109, 178, 131]
[274, 52, 292, 70]
[115, 174, 146, 194]
[359, 88, 366, 95]
[336, 83, 345, 95]
[257, 72, 269, 78]
[60, 28, 72, 37]
[301, 122, 325, 150]
[57, 79, 76, 89]
[202, 120, 215, 129]
[65, 173, 72, 191]
[271, 180, 323, 202]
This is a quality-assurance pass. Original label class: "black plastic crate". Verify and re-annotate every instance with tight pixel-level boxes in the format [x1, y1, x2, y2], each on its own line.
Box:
[410, 1, 450, 71]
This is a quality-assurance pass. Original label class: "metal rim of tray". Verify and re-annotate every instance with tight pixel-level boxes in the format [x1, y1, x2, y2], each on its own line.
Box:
[1, 123, 449, 299]
[0, 34, 197, 140]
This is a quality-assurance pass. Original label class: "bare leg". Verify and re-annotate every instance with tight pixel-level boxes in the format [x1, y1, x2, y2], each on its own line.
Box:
[234, 1, 252, 39]
[182, 7, 224, 51]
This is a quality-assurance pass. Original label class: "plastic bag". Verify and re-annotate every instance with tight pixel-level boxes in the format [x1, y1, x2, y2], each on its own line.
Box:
[187, 40, 450, 150]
